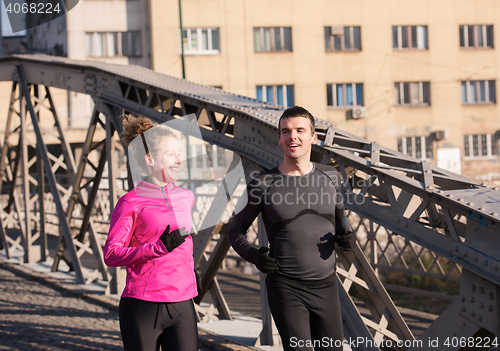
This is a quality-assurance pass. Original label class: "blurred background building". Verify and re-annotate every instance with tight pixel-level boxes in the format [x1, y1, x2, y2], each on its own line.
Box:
[1, 0, 499, 184]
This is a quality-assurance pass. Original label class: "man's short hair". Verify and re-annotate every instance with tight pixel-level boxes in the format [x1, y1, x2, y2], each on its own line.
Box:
[278, 106, 316, 135]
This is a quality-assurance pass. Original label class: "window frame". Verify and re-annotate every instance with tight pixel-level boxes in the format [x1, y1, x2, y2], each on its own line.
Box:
[461, 80, 496, 104]
[397, 136, 433, 160]
[256, 84, 295, 107]
[326, 83, 364, 108]
[394, 81, 431, 106]
[464, 133, 499, 159]
[324, 26, 361, 51]
[216, 146, 226, 167]
[254, 27, 292, 52]
[182, 27, 220, 55]
[85, 31, 141, 58]
[459, 25, 494, 49]
[392, 25, 428, 50]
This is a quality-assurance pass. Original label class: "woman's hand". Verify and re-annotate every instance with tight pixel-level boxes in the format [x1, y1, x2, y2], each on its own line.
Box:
[159, 225, 188, 252]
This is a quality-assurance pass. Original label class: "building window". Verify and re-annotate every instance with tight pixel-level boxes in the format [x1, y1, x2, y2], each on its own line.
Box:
[324, 26, 361, 51]
[216, 146, 226, 167]
[460, 25, 494, 49]
[256, 85, 294, 107]
[461, 80, 496, 104]
[182, 28, 220, 54]
[393, 25, 428, 50]
[85, 31, 141, 57]
[394, 82, 430, 106]
[122, 31, 142, 57]
[195, 145, 204, 168]
[254, 27, 292, 52]
[398, 136, 433, 159]
[107, 32, 119, 57]
[206, 145, 213, 168]
[327, 83, 364, 108]
[464, 133, 498, 158]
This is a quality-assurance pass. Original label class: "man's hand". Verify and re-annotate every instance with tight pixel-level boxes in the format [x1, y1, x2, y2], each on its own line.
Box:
[334, 230, 356, 251]
[159, 225, 188, 252]
[252, 247, 280, 274]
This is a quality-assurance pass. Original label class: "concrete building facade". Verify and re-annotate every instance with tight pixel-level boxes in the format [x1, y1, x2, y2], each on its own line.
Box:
[149, 0, 500, 183]
[25, 0, 152, 129]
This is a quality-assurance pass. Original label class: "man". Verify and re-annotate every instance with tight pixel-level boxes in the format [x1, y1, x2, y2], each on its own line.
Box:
[227, 106, 355, 351]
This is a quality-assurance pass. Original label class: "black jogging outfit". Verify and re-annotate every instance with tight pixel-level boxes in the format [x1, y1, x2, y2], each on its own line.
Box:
[227, 163, 351, 351]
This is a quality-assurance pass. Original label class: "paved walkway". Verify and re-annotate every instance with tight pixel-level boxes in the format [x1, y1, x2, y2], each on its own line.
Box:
[0, 255, 439, 351]
[0, 263, 123, 351]
[0, 258, 263, 351]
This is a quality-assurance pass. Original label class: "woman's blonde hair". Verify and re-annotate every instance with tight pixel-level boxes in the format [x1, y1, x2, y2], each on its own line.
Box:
[120, 114, 177, 170]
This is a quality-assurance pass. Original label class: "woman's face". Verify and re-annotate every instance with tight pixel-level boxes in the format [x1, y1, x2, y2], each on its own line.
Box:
[149, 135, 182, 184]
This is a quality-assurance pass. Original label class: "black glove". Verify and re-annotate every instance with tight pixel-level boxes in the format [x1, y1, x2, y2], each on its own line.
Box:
[159, 225, 188, 252]
[333, 230, 356, 251]
[251, 247, 279, 274]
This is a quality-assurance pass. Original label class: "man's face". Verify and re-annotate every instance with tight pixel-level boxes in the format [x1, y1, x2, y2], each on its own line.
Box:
[148, 135, 182, 183]
[278, 116, 317, 161]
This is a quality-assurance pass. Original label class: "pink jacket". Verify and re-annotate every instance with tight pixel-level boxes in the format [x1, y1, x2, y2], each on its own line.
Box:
[103, 179, 198, 303]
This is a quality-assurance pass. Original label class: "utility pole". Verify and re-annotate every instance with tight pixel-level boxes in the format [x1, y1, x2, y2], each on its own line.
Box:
[178, 0, 186, 79]
[178, 0, 191, 188]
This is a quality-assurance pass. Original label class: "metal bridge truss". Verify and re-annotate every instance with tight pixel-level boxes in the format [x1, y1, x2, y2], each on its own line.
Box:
[0, 55, 499, 350]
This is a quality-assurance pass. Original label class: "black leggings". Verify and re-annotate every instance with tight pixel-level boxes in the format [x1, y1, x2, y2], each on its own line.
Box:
[266, 274, 343, 351]
[119, 297, 198, 351]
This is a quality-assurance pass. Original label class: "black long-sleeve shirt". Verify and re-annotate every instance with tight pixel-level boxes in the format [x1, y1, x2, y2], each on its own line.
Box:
[227, 163, 352, 280]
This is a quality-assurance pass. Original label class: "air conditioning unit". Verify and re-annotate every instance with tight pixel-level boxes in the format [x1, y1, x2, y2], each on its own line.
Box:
[347, 106, 367, 120]
[431, 130, 449, 141]
[331, 25, 344, 35]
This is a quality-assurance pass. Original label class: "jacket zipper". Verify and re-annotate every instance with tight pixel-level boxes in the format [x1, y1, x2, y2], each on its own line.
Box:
[161, 186, 172, 210]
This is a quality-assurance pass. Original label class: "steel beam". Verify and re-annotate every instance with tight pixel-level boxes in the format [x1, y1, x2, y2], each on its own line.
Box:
[0, 55, 498, 348]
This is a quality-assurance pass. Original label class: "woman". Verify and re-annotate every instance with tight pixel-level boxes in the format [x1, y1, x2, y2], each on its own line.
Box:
[103, 115, 198, 351]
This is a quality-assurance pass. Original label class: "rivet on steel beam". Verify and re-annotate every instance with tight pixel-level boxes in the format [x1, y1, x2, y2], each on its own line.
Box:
[480, 302, 484, 309]
[489, 293, 494, 300]
[472, 284, 475, 291]
[458, 198, 464, 202]
[467, 202, 474, 206]
[471, 311, 475, 317]
[488, 305, 493, 312]
[470, 297, 475, 303]
[438, 190, 444, 194]
[460, 296, 465, 302]
[480, 287, 485, 294]
[484, 260, 488, 267]
[495, 265, 499, 272]
[478, 315, 482, 322]
[474, 256, 478, 262]
[492, 212, 498, 216]
[479, 207, 485, 211]
[461, 306, 466, 312]
[447, 194, 454, 198]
